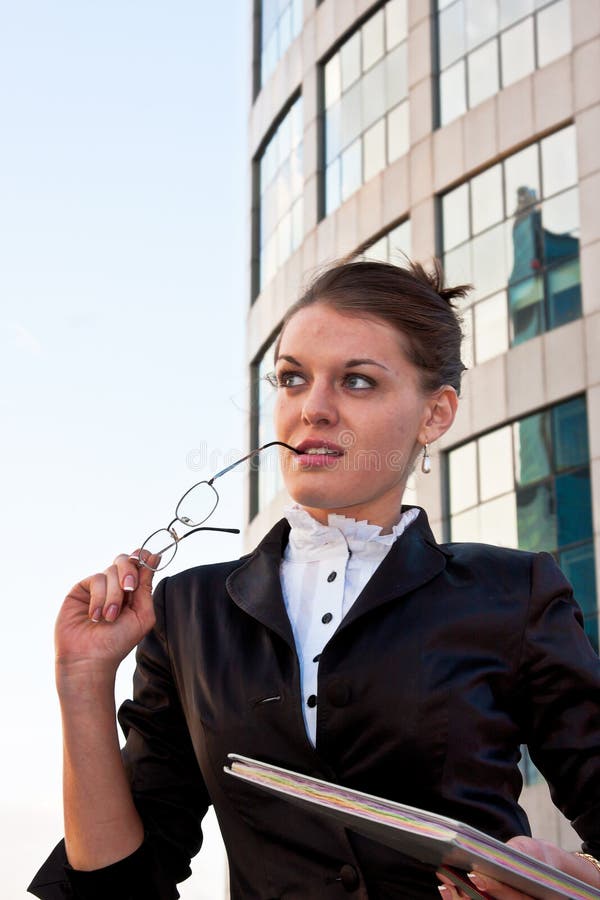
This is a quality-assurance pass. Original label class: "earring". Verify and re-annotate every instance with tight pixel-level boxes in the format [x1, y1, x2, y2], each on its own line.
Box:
[421, 443, 431, 474]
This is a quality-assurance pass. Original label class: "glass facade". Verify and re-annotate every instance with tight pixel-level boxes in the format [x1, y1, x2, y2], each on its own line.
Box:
[252, 336, 285, 515]
[258, 97, 304, 293]
[260, 0, 303, 87]
[323, 0, 409, 215]
[442, 125, 581, 365]
[362, 219, 411, 263]
[437, 0, 572, 126]
[448, 395, 598, 650]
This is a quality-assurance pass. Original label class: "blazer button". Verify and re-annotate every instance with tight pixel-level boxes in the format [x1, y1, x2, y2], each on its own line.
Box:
[339, 864, 359, 891]
[326, 680, 351, 707]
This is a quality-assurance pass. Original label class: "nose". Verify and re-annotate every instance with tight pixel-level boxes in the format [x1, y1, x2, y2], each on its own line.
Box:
[301, 378, 339, 427]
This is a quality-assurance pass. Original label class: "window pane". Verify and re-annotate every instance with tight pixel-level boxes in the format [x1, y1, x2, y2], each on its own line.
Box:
[501, 17, 535, 86]
[449, 441, 478, 513]
[443, 183, 470, 250]
[471, 164, 504, 234]
[461, 306, 474, 368]
[508, 274, 545, 344]
[451, 506, 482, 542]
[537, 0, 571, 68]
[474, 291, 508, 363]
[479, 426, 514, 501]
[467, 39, 499, 108]
[361, 59, 386, 132]
[341, 31, 361, 90]
[480, 492, 518, 547]
[291, 197, 303, 249]
[548, 258, 582, 329]
[385, 43, 408, 109]
[444, 241, 473, 291]
[325, 54, 342, 107]
[365, 235, 388, 261]
[552, 396, 589, 471]
[541, 126, 577, 197]
[556, 469, 593, 547]
[560, 543, 598, 649]
[340, 79, 362, 149]
[325, 99, 342, 164]
[439, 1, 466, 68]
[499, 0, 534, 28]
[387, 101, 409, 162]
[514, 411, 552, 486]
[258, 342, 284, 508]
[472, 223, 507, 299]
[325, 158, 341, 214]
[504, 144, 540, 218]
[516, 481, 557, 551]
[440, 59, 467, 125]
[363, 117, 386, 181]
[388, 219, 411, 261]
[362, 7, 385, 71]
[386, 0, 408, 50]
[465, 0, 498, 50]
[341, 137, 362, 201]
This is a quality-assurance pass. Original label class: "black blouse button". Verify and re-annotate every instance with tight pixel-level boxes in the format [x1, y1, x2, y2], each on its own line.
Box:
[306, 694, 317, 708]
[313, 653, 321, 663]
[327, 571, 337, 582]
[339, 864, 359, 891]
[321, 612, 333, 624]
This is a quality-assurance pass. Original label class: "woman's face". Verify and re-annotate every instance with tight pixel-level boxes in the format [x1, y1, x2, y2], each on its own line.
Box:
[273, 304, 456, 529]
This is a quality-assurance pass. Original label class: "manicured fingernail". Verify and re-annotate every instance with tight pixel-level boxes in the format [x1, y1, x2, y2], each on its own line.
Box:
[91, 607, 102, 623]
[438, 888, 449, 897]
[468, 873, 488, 890]
[105, 604, 119, 622]
[123, 574, 136, 592]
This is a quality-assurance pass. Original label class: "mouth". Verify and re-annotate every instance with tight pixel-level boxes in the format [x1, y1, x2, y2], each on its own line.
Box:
[294, 440, 345, 466]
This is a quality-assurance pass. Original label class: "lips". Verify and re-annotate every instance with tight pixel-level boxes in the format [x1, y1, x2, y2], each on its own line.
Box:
[293, 439, 345, 468]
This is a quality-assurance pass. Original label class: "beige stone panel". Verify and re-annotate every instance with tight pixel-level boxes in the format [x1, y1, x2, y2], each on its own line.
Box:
[303, 173, 318, 235]
[336, 192, 359, 256]
[433, 118, 465, 194]
[303, 119, 318, 181]
[440, 378, 473, 450]
[356, 175, 383, 247]
[316, 208, 337, 265]
[315, 0, 336, 61]
[580, 170, 600, 246]
[301, 228, 318, 283]
[301, 11, 316, 73]
[581, 240, 600, 316]
[409, 196, 436, 264]
[576, 104, 600, 178]
[283, 36, 303, 95]
[410, 77, 434, 146]
[588, 383, 600, 460]
[470, 354, 508, 435]
[409, 0, 431, 29]
[585, 311, 600, 385]
[285, 247, 304, 310]
[574, 37, 600, 113]
[532, 56, 573, 136]
[355, 0, 380, 23]
[302, 64, 317, 128]
[408, 17, 432, 87]
[571, 0, 600, 47]
[382, 154, 410, 225]
[506, 336, 545, 420]
[497, 77, 534, 158]
[413, 464, 444, 525]
[463, 97, 499, 175]
[409, 136, 433, 206]
[543, 319, 586, 405]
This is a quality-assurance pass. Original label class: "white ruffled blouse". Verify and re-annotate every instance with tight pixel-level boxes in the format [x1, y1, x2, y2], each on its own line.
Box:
[280, 504, 420, 746]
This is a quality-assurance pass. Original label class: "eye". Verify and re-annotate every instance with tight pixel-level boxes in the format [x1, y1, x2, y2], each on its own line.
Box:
[344, 373, 375, 390]
[272, 370, 306, 388]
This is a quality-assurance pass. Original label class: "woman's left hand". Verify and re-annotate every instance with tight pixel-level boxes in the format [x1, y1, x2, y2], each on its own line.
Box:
[436, 836, 600, 899]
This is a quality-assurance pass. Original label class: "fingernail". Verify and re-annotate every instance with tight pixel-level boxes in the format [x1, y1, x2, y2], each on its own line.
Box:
[123, 574, 136, 592]
[91, 607, 102, 623]
[105, 604, 119, 622]
[468, 873, 488, 890]
[438, 888, 449, 897]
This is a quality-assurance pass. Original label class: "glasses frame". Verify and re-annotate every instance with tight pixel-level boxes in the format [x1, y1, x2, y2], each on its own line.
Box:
[137, 441, 299, 571]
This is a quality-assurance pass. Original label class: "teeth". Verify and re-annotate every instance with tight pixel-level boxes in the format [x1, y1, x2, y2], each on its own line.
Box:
[304, 447, 339, 455]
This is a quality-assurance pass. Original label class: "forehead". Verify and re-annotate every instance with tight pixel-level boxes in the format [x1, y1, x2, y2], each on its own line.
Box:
[278, 305, 406, 359]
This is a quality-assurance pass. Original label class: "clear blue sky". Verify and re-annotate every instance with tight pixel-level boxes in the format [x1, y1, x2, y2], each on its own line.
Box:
[0, 3, 248, 895]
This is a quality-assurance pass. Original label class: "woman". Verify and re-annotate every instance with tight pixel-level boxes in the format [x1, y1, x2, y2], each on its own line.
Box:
[30, 259, 600, 899]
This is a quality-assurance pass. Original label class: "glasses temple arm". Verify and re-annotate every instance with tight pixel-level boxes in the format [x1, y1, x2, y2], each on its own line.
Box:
[208, 441, 299, 485]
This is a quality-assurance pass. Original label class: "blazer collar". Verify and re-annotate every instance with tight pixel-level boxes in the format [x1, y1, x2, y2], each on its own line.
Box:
[225, 508, 450, 645]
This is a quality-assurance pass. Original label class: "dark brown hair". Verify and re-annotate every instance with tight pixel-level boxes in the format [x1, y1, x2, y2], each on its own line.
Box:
[275, 257, 470, 395]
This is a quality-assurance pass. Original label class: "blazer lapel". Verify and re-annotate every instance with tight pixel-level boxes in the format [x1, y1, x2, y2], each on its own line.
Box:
[225, 518, 296, 649]
[338, 508, 452, 633]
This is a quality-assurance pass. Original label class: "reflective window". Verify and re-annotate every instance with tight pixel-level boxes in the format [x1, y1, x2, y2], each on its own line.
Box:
[447, 395, 597, 651]
[441, 126, 581, 360]
[324, 0, 409, 214]
[260, 0, 303, 88]
[257, 97, 304, 293]
[361, 219, 412, 264]
[437, 0, 572, 125]
[252, 336, 285, 514]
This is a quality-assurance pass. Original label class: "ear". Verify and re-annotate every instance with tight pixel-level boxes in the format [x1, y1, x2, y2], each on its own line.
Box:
[418, 385, 458, 446]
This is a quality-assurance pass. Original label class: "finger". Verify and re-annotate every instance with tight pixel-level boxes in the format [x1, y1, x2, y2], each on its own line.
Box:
[113, 552, 142, 594]
[466, 872, 530, 900]
[102, 565, 125, 623]
[131, 548, 162, 586]
[88, 573, 107, 623]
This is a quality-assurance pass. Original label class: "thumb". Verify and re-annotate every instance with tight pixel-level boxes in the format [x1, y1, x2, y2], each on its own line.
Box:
[129, 550, 161, 592]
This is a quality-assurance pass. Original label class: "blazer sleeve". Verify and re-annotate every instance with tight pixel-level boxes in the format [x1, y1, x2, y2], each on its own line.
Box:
[517, 551, 600, 857]
[28, 577, 211, 900]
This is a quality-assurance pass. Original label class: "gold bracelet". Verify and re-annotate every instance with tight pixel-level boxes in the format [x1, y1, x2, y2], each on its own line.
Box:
[574, 852, 600, 881]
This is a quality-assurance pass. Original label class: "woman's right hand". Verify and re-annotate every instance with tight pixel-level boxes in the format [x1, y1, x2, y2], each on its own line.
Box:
[55, 551, 158, 683]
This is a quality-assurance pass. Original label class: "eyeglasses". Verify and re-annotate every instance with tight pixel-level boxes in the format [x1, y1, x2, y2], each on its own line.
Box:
[136, 441, 299, 571]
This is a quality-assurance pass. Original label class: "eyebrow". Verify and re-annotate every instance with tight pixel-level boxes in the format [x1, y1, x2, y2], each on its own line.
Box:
[275, 354, 390, 371]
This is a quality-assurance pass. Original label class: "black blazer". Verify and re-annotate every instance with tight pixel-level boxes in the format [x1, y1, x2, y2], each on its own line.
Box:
[29, 508, 600, 899]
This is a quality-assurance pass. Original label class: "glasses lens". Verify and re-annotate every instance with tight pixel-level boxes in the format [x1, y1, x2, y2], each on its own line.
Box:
[139, 529, 177, 571]
[175, 481, 218, 527]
